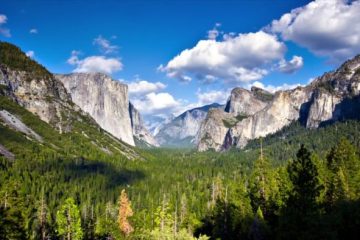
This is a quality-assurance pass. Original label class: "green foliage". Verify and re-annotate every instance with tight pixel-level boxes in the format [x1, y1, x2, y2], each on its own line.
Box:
[56, 197, 83, 240]
[1, 89, 360, 239]
[0, 41, 52, 80]
[278, 145, 323, 239]
[235, 114, 248, 121]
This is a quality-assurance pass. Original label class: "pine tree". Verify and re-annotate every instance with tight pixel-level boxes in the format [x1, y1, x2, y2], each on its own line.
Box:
[287, 145, 322, 214]
[56, 197, 83, 240]
[249, 154, 272, 214]
[326, 138, 359, 200]
[279, 145, 323, 239]
[118, 189, 134, 237]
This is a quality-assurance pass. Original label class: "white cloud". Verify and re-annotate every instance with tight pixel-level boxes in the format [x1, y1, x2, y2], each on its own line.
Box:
[26, 51, 35, 58]
[67, 51, 122, 74]
[67, 50, 81, 65]
[128, 80, 166, 96]
[160, 30, 286, 83]
[0, 14, 10, 37]
[0, 14, 7, 24]
[93, 35, 119, 54]
[196, 89, 229, 106]
[29, 28, 38, 34]
[131, 92, 181, 115]
[277, 55, 304, 73]
[270, 0, 360, 62]
[250, 81, 303, 93]
[207, 23, 221, 40]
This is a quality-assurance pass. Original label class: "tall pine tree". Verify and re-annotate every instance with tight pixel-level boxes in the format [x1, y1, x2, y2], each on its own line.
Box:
[56, 197, 83, 240]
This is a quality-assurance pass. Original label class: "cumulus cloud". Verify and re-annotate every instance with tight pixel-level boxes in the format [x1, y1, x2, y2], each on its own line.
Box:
[128, 80, 166, 96]
[26, 51, 35, 58]
[270, 0, 360, 62]
[159, 31, 286, 83]
[67, 50, 122, 74]
[277, 55, 303, 73]
[0, 14, 10, 37]
[196, 89, 229, 106]
[131, 92, 181, 115]
[93, 35, 119, 54]
[250, 81, 303, 93]
[29, 28, 38, 34]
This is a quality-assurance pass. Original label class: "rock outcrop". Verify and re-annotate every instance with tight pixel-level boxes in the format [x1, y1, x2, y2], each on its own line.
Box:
[0, 65, 74, 133]
[56, 73, 135, 146]
[197, 55, 360, 151]
[155, 103, 222, 147]
[224, 87, 269, 116]
[197, 108, 234, 151]
[0, 110, 43, 142]
[129, 102, 159, 147]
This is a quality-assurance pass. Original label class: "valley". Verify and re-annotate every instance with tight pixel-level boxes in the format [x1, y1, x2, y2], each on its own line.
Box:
[0, 40, 360, 239]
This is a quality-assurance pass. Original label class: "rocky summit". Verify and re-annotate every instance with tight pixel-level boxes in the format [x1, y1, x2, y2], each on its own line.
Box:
[129, 102, 159, 147]
[197, 55, 360, 151]
[56, 73, 136, 146]
[155, 103, 222, 147]
[56, 73, 157, 147]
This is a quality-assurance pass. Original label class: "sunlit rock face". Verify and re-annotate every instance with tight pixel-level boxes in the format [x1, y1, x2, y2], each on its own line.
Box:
[0, 66, 74, 133]
[155, 103, 223, 147]
[56, 73, 135, 146]
[197, 55, 360, 151]
[129, 102, 159, 147]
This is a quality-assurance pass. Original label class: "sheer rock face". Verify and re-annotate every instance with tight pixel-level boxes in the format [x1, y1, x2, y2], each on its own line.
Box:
[197, 55, 360, 151]
[0, 66, 74, 133]
[129, 102, 159, 147]
[224, 88, 269, 116]
[306, 90, 342, 128]
[230, 87, 312, 148]
[56, 73, 135, 146]
[197, 109, 234, 152]
[155, 103, 222, 147]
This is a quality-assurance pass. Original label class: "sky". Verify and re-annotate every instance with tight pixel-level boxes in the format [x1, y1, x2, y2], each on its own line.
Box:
[1, 0, 360, 127]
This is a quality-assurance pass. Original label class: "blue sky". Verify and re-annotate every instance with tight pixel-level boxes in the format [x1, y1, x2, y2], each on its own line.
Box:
[1, 0, 360, 123]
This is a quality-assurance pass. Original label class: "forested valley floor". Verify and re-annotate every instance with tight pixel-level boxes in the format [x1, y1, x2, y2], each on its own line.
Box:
[1, 109, 360, 239]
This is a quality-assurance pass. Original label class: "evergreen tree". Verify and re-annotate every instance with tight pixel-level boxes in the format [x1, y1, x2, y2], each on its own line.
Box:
[326, 139, 360, 201]
[248, 153, 273, 215]
[56, 197, 83, 240]
[279, 145, 323, 240]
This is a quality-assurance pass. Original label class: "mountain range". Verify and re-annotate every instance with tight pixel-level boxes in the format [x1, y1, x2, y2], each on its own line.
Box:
[1, 41, 360, 154]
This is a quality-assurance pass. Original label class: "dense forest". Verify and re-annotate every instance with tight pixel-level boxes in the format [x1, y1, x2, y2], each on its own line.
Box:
[1, 97, 360, 239]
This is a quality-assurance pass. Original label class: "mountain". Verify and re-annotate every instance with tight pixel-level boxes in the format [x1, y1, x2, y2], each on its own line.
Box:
[0, 41, 142, 160]
[55, 73, 158, 147]
[0, 42, 77, 134]
[55, 73, 135, 145]
[129, 102, 159, 147]
[155, 103, 223, 147]
[198, 55, 360, 151]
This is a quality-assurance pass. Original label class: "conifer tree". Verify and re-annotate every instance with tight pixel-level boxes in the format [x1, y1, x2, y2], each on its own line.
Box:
[56, 197, 83, 240]
[279, 145, 323, 239]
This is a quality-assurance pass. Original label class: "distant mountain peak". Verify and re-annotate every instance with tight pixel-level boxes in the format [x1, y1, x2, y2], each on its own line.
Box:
[155, 103, 223, 147]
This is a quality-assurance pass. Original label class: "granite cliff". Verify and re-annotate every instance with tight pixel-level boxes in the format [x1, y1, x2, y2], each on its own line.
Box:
[56, 73, 135, 146]
[155, 103, 222, 147]
[129, 102, 159, 147]
[198, 55, 360, 151]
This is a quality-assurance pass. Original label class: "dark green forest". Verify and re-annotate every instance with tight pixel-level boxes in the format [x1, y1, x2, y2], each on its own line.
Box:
[1, 41, 360, 239]
[1, 92, 360, 239]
